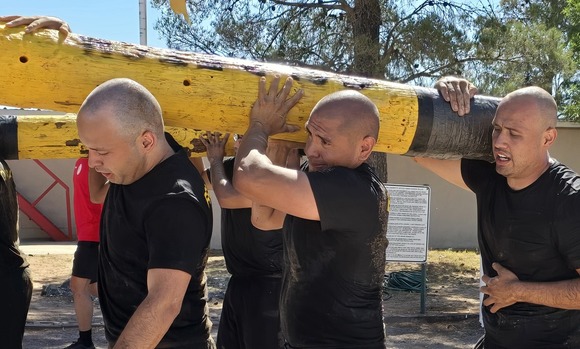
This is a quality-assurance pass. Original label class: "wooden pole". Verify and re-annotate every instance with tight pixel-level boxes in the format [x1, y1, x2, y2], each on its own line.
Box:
[0, 24, 499, 160]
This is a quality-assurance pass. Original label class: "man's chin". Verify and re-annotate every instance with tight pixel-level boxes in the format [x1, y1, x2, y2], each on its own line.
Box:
[495, 164, 510, 177]
[309, 164, 327, 172]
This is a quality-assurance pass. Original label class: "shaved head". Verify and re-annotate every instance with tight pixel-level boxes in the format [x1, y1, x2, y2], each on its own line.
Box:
[311, 90, 380, 140]
[78, 78, 164, 140]
[501, 86, 557, 129]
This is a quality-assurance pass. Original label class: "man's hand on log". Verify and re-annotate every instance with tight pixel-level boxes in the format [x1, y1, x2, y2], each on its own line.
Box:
[250, 76, 303, 136]
[200, 131, 230, 162]
[0, 15, 71, 38]
[435, 76, 478, 117]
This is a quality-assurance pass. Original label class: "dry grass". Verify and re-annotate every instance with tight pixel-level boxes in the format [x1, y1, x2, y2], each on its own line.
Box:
[26, 249, 481, 288]
[386, 249, 480, 277]
[426, 249, 481, 285]
[384, 249, 482, 315]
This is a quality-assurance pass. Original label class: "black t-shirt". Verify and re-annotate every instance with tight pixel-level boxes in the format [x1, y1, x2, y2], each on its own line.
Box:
[219, 158, 283, 277]
[462, 158, 580, 348]
[280, 163, 388, 349]
[0, 159, 28, 271]
[98, 134, 213, 346]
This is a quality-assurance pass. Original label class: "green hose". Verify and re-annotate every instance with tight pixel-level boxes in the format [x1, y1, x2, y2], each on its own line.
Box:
[383, 270, 424, 293]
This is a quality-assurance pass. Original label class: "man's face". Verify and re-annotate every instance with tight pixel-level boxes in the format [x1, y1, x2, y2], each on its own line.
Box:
[77, 108, 146, 185]
[491, 100, 548, 185]
[304, 113, 363, 172]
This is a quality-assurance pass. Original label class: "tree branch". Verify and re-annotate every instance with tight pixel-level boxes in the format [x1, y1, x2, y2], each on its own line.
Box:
[268, 0, 349, 11]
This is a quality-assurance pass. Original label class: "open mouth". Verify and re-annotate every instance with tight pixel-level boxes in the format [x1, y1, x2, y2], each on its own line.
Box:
[495, 153, 511, 163]
[98, 171, 112, 179]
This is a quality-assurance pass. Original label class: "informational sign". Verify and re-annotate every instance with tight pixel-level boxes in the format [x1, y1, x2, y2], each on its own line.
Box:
[385, 184, 430, 263]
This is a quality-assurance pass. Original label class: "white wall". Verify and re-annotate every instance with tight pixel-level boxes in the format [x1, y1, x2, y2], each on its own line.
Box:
[388, 155, 478, 248]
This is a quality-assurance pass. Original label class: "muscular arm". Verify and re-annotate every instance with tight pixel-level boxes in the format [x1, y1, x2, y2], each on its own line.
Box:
[207, 155, 252, 209]
[413, 157, 470, 191]
[113, 268, 191, 349]
[88, 167, 109, 204]
[482, 263, 580, 312]
[198, 132, 251, 209]
[234, 124, 318, 221]
[250, 141, 301, 230]
[233, 76, 318, 221]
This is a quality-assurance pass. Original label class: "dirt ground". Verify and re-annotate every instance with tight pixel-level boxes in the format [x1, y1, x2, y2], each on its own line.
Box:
[22, 249, 484, 349]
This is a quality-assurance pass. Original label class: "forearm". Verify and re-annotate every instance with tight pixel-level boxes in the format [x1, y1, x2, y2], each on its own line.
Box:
[251, 202, 285, 230]
[412, 157, 469, 191]
[513, 279, 580, 310]
[113, 294, 181, 348]
[233, 123, 272, 198]
[249, 140, 295, 229]
[208, 157, 250, 208]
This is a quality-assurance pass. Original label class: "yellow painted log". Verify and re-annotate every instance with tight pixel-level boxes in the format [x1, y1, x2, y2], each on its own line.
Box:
[0, 114, 232, 159]
[0, 24, 499, 160]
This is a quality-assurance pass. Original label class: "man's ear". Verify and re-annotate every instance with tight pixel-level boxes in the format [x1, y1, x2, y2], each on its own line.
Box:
[140, 130, 156, 151]
[543, 127, 557, 147]
[359, 136, 376, 161]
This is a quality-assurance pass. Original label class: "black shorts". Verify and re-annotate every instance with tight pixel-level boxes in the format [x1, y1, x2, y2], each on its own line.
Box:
[217, 275, 283, 349]
[72, 241, 99, 283]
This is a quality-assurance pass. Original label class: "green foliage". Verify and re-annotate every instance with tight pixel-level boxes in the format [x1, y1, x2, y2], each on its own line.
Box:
[152, 1, 354, 71]
[565, 0, 580, 59]
[470, 21, 573, 95]
[563, 0, 580, 122]
[152, 0, 485, 82]
[561, 83, 580, 122]
[151, 0, 579, 120]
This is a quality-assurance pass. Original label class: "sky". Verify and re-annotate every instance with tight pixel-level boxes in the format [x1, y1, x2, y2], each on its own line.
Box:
[3, 0, 169, 49]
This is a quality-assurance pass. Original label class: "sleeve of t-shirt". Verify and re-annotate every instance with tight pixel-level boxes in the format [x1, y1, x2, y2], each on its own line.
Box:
[143, 198, 210, 275]
[461, 158, 495, 194]
[307, 167, 378, 232]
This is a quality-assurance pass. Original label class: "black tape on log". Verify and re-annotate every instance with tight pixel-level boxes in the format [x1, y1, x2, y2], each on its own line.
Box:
[405, 88, 499, 161]
[0, 116, 18, 160]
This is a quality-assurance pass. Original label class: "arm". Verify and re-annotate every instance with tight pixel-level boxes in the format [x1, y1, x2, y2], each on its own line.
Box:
[481, 263, 580, 312]
[88, 167, 109, 204]
[233, 76, 320, 221]
[0, 15, 71, 37]
[113, 268, 191, 349]
[200, 131, 251, 209]
[413, 157, 470, 191]
[250, 140, 301, 230]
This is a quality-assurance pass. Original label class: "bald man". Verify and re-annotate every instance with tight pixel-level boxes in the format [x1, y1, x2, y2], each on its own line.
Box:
[415, 85, 580, 348]
[77, 78, 215, 348]
[233, 77, 388, 349]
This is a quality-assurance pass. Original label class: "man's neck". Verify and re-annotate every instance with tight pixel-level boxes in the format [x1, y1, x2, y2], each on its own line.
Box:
[507, 158, 551, 191]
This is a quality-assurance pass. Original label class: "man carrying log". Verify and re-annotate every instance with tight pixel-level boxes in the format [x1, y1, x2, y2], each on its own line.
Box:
[232, 76, 389, 348]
